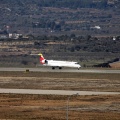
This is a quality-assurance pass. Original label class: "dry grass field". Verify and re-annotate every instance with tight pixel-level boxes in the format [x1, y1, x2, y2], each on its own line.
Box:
[0, 71, 120, 92]
[0, 94, 120, 120]
[0, 71, 120, 119]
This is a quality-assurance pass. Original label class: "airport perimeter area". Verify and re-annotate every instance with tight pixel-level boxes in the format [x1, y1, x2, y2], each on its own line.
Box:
[0, 69, 120, 119]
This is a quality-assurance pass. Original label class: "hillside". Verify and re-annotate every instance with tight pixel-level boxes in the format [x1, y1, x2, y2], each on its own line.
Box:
[0, 35, 120, 67]
[0, 0, 120, 67]
[0, 0, 120, 36]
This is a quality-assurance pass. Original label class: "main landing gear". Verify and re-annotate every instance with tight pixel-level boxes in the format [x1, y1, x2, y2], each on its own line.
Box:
[52, 67, 62, 70]
[52, 67, 55, 70]
[59, 67, 62, 69]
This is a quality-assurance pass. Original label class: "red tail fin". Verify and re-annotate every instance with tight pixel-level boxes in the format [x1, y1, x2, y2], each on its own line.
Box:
[38, 54, 45, 64]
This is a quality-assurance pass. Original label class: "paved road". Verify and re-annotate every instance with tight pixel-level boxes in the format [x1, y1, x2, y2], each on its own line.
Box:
[0, 67, 120, 73]
[0, 88, 119, 95]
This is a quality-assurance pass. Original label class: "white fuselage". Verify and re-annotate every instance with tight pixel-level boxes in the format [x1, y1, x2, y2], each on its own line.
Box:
[43, 60, 81, 68]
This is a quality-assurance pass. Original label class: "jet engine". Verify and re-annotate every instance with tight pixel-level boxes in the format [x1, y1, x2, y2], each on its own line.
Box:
[45, 59, 48, 64]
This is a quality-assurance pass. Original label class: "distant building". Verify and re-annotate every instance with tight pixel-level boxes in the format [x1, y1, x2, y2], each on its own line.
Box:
[0, 32, 23, 39]
[9, 33, 22, 39]
[107, 0, 118, 5]
[0, 34, 8, 39]
[113, 36, 116, 41]
[91, 26, 101, 30]
[0, 30, 8, 39]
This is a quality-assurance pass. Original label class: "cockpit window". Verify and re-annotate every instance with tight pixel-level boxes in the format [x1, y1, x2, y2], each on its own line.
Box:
[75, 62, 79, 64]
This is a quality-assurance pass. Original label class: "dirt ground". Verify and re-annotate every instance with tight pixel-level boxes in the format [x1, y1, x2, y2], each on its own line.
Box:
[0, 94, 120, 120]
[0, 71, 120, 119]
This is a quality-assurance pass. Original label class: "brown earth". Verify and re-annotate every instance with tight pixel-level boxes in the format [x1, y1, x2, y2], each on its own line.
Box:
[0, 71, 120, 119]
[0, 94, 120, 120]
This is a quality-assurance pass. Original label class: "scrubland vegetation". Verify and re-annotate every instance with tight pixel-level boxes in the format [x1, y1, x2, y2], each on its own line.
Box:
[0, 35, 120, 67]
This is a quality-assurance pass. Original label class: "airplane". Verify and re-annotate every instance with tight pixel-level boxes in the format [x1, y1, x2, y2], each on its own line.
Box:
[38, 53, 81, 70]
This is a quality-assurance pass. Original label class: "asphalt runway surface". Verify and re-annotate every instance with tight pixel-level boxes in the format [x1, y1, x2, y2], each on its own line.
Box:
[0, 67, 120, 73]
[0, 88, 119, 95]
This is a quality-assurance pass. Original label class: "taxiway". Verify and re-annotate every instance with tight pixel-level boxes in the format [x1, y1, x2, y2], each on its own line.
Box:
[0, 88, 119, 95]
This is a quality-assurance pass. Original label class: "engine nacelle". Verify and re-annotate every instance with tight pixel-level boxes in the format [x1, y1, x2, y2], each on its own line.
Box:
[40, 59, 48, 64]
[45, 59, 48, 64]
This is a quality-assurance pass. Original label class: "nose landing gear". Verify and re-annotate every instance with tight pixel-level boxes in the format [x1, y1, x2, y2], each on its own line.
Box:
[59, 67, 62, 69]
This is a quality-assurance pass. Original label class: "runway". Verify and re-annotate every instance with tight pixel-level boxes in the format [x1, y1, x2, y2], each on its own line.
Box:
[0, 88, 119, 95]
[0, 67, 120, 73]
[0, 67, 120, 96]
